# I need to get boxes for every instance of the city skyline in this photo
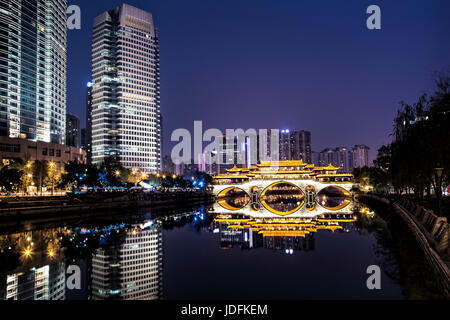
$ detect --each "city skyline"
[0,0,448,305]
[66,0,450,163]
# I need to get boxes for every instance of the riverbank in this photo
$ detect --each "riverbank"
[358,194,448,299]
[0,191,214,223]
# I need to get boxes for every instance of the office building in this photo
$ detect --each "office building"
[65,113,80,148]
[85,82,93,164]
[91,4,161,171]
[0,0,67,144]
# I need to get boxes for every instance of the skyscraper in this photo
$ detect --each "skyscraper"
[91,4,161,171]
[85,82,93,164]
[0,0,67,144]
[65,113,80,148]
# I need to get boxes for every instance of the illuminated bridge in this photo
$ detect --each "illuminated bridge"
[212,160,354,218]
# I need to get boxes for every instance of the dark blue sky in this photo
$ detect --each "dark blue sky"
[67,0,450,160]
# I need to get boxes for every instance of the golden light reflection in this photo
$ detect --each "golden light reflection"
[214,213,356,238]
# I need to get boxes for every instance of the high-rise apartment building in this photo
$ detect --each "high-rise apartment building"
[334,147,353,173]
[0,0,67,144]
[353,144,370,168]
[65,113,80,148]
[279,130,311,163]
[91,4,161,171]
[315,147,354,173]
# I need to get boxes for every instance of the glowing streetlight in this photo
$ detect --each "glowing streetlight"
[115,170,121,177]
[22,247,32,258]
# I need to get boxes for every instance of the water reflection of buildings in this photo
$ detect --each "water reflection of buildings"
[1,263,66,300]
[214,213,355,253]
[0,230,66,300]
[91,225,163,300]
[0,222,164,301]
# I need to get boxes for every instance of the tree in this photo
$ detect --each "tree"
[32,160,48,195]
[60,161,100,189]
[45,162,60,195]
[386,72,449,209]
[97,157,128,187]
[0,165,23,193]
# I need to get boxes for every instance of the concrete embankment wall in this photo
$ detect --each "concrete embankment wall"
[0,192,214,221]
[358,193,450,298]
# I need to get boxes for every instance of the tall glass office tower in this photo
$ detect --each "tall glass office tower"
[91,4,161,171]
[0,0,67,144]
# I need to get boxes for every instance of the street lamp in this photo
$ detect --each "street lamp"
[434,166,444,216]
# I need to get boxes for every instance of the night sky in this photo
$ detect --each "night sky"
[67,0,450,161]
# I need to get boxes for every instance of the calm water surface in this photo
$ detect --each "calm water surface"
[0,200,404,300]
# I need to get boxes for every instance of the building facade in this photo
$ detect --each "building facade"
[85,82,93,164]
[0,136,86,171]
[353,144,370,168]
[279,130,311,164]
[0,0,67,144]
[65,113,80,148]
[314,147,354,173]
[91,4,161,172]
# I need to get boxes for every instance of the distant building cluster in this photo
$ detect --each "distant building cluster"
[312,145,370,173]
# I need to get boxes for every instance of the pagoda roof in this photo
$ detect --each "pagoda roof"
[226,165,242,173]
[323,164,340,170]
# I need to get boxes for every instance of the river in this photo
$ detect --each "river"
[0,196,412,300]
